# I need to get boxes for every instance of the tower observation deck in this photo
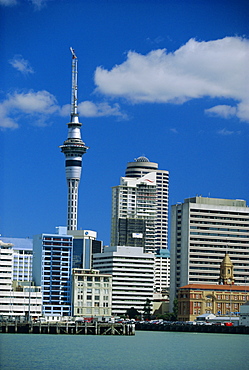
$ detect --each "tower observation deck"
[60,48,88,231]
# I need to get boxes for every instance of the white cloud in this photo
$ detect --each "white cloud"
[0,92,127,129]
[0,90,59,129]
[0,0,48,9]
[170,128,178,134]
[0,105,18,129]
[217,128,241,136]
[78,101,127,119]
[205,105,237,119]
[0,0,17,6]
[10,90,58,114]
[60,101,127,119]
[94,37,249,122]
[29,0,47,11]
[60,104,71,117]
[9,55,34,75]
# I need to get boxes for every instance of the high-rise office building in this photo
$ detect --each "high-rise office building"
[170,196,249,309]
[111,156,169,253]
[33,227,73,317]
[60,48,88,231]
[93,246,154,316]
[68,230,102,269]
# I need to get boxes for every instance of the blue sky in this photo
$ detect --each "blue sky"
[1,0,249,246]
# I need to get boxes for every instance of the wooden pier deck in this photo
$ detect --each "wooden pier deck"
[0,321,135,335]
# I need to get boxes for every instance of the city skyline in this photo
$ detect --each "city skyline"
[1,0,249,246]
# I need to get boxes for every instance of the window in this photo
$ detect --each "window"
[87,295,92,300]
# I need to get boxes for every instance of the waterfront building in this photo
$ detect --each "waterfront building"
[111,156,169,253]
[170,197,249,309]
[177,253,249,321]
[92,246,154,316]
[60,48,88,231]
[68,230,102,269]
[72,268,112,318]
[33,227,73,317]
[0,240,42,318]
[1,237,33,282]
[177,284,249,322]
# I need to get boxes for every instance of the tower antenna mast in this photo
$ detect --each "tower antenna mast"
[70,47,78,119]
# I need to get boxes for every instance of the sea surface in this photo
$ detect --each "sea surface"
[0,331,248,370]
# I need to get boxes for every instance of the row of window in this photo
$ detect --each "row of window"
[76,307,109,314]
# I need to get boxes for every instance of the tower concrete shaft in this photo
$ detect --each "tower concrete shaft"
[60,48,88,231]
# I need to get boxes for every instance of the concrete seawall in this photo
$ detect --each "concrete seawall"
[135,322,249,334]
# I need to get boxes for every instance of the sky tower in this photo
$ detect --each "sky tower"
[60,48,88,231]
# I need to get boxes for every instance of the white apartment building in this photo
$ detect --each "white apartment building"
[170,197,249,309]
[72,269,112,318]
[92,246,154,316]
[1,237,33,282]
[111,156,169,253]
[0,240,42,318]
[154,248,170,294]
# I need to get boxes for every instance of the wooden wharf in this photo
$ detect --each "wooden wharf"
[0,321,135,335]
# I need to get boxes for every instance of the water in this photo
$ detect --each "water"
[0,331,248,370]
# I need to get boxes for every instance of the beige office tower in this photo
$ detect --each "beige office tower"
[170,196,249,310]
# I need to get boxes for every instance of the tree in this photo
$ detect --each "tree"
[126,307,140,319]
[172,298,178,321]
[143,298,152,320]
